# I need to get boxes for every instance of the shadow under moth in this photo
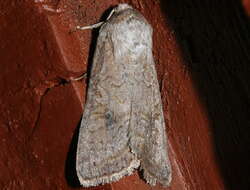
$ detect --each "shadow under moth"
[76,3,171,187]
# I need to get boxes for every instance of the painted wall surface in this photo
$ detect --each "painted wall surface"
[1,0,250,189]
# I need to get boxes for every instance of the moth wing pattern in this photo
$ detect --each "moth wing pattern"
[125,10,172,185]
[130,51,172,186]
[76,3,171,187]
[76,6,140,187]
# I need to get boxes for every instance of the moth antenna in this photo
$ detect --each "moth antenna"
[106,8,116,20]
[76,7,116,31]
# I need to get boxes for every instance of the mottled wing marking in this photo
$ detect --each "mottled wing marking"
[76,12,140,187]
[76,3,171,187]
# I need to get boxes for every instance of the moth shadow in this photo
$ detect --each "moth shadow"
[65,119,81,188]
[64,120,113,189]
[160,0,250,189]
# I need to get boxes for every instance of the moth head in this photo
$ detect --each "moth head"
[115,3,133,12]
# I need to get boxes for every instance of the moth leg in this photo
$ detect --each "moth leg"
[76,22,105,30]
[35,1,63,13]
[41,4,63,13]
[70,73,87,81]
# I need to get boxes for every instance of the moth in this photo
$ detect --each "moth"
[76,3,171,187]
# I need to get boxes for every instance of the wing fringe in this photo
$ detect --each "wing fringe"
[77,159,140,187]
